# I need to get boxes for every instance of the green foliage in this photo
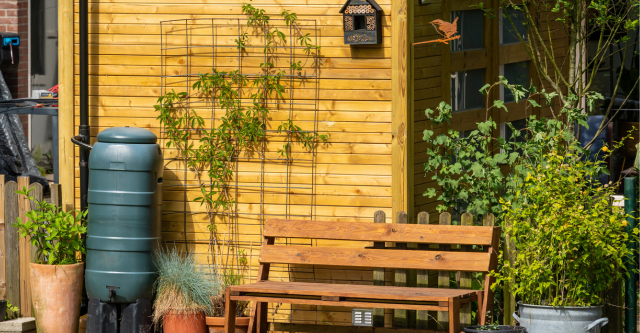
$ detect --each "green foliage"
[424,76,638,308]
[477,322,500,331]
[5,300,19,320]
[31,145,52,176]
[422,101,506,217]
[154,5,327,235]
[13,186,86,265]
[422,77,597,219]
[152,247,221,323]
[493,129,637,306]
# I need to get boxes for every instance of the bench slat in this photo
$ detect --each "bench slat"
[264,219,495,245]
[259,245,491,272]
[229,281,479,302]
[230,296,449,312]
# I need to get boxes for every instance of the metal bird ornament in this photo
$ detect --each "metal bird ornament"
[413,17,461,45]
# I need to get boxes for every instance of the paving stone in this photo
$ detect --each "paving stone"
[0,318,36,332]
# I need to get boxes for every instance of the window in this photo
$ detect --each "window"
[451,68,485,112]
[500,7,528,45]
[450,10,484,52]
[500,61,530,103]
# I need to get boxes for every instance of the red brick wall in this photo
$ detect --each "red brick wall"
[0,0,29,137]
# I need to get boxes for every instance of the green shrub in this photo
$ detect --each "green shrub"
[152,248,221,324]
[13,186,86,265]
[495,133,638,306]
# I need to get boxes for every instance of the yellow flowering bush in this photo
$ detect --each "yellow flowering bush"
[496,140,638,306]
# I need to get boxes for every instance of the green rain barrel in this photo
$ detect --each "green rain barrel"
[85,126,163,303]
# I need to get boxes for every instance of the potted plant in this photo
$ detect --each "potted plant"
[14,186,87,333]
[207,271,250,333]
[153,248,220,333]
[495,126,638,333]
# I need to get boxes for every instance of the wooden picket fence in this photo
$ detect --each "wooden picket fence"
[0,174,62,318]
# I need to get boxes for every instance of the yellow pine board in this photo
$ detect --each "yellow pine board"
[75,42,394,58]
[75,54,391,69]
[87,23,391,37]
[74,96,392,111]
[80,3,392,16]
[74,85,391,100]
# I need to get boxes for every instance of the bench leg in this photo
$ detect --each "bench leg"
[257,302,268,333]
[224,288,236,333]
[448,297,460,333]
[476,291,485,325]
[248,302,258,333]
[247,301,267,333]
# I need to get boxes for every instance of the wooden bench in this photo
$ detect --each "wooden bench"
[224,219,501,333]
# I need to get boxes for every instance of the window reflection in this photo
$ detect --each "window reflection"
[451,68,485,112]
[450,10,484,52]
[500,6,528,45]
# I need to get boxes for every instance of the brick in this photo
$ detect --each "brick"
[0,18,17,25]
[0,3,18,10]
[0,317,35,331]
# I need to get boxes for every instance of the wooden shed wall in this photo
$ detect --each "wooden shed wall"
[66,0,404,326]
[411,0,569,219]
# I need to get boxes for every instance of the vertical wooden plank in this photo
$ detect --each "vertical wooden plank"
[51,184,62,207]
[416,211,431,329]
[393,211,408,328]
[17,177,30,317]
[503,215,515,325]
[58,0,76,214]
[4,181,19,312]
[0,174,5,299]
[482,213,496,325]
[372,210,386,327]
[29,184,43,264]
[391,0,412,220]
[437,212,451,330]
[459,213,473,327]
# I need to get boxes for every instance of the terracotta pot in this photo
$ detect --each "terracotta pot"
[206,316,250,333]
[163,312,207,333]
[30,262,84,333]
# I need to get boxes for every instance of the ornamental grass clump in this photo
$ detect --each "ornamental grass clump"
[152,248,221,325]
[496,132,639,307]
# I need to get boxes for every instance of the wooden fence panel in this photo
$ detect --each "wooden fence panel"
[415,211,432,329]
[15,178,43,317]
[372,210,386,327]
[459,213,473,326]
[17,177,29,317]
[393,211,408,328]
[4,181,19,312]
[483,213,495,325]
[436,212,451,330]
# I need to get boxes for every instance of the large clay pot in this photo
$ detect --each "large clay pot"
[30,262,84,333]
[163,312,207,333]
[206,316,250,333]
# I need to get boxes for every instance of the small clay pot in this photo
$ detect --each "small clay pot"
[163,312,208,333]
[30,262,84,333]
[206,316,250,333]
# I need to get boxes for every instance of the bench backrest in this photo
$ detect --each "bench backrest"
[258,219,500,275]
